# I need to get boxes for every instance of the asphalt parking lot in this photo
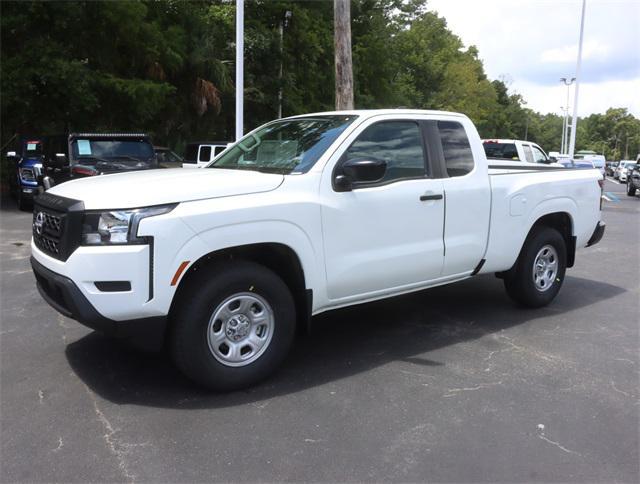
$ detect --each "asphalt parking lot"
[1,179,638,483]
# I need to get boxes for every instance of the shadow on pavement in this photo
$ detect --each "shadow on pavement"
[65,274,625,409]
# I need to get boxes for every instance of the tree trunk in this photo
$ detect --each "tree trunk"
[334,0,354,110]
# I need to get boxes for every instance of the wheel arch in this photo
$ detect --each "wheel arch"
[498,210,575,279]
[170,242,312,334]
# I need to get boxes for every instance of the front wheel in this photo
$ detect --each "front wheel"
[170,260,296,391]
[627,181,637,196]
[503,227,567,308]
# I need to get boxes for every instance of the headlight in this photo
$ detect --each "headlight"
[81,204,176,245]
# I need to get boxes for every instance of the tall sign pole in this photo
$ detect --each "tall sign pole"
[235,0,244,141]
[568,0,586,159]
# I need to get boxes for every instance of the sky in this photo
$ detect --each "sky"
[427,0,640,117]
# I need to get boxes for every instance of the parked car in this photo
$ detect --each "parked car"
[574,159,596,170]
[31,109,604,391]
[615,160,637,182]
[605,161,619,177]
[5,137,45,210]
[183,141,230,168]
[154,146,183,168]
[482,139,561,168]
[574,151,605,176]
[626,160,640,196]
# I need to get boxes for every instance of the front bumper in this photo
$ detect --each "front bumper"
[20,185,39,199]
[586,221,606,247]
[31,257,166,348]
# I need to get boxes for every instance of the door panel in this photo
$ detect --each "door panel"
[322,179,445,300]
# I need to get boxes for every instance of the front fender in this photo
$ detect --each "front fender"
[167,220,321,307]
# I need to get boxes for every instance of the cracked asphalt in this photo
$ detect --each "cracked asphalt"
[1,179,638,483]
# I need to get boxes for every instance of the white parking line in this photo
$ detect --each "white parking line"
[606,177,621,185]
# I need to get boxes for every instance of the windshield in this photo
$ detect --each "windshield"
[483,142,519,160]
[70,139,154,164]
[23,140,43,158]
[208,115,358,174]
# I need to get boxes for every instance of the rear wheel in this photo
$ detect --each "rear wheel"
[627,181,637,196]
[170,260,296,391]
[503,227,567,308]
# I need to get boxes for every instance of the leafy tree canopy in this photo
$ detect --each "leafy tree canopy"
[2,0,638,159]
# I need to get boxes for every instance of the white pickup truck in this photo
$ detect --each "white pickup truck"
[31,110,605,390]
[482,138,559,167]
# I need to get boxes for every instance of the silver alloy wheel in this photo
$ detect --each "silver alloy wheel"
[207,292,275,367]
[532,244,559,292]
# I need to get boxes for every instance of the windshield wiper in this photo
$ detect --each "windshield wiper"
[76,155,112,165]
[109,155,150,163]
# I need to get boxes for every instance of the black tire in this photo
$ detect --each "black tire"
[627,181,637,196]
[17,191,30,211]
[503,226,567,308]
[170,260,296,391]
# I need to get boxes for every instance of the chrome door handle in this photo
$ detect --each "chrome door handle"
[420,193,443,201]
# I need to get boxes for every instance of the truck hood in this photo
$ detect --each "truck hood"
[47,168,285,209]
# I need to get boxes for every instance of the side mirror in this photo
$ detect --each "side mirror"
[335,158,387,192]
[548,156,558,163]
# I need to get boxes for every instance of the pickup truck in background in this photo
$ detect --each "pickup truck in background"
[30,110,605,390]
[182,141,230,168]
[6,137,46,210]
[482,139,561,168]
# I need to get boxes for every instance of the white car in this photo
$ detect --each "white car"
[31,110,605,390]
[574,153,606,176]
[616,160,636,182]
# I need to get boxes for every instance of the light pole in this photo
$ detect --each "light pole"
[560,77,575,154]
[568,0,587,159]
[235,0,244,141]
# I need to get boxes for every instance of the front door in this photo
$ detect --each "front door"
[321,119,445,302]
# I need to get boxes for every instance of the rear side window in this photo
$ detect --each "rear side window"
[523,144,534,163]
[438,121,473,177]
[214,146,226,156]
[198,146,212,163]
[483,142,519,160]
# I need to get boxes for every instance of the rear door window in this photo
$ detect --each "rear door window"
[214,146,226,157]
[438,121,474,177]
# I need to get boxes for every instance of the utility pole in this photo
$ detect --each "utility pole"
[334,0,354,110]
[560,77,575,154]
[278,11,292,119]
[235,0,244,141]
[568,0,586,159]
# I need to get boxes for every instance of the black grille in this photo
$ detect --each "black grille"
[33,193,84,261]
[21,168,36,182]
[33,210,64,256]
